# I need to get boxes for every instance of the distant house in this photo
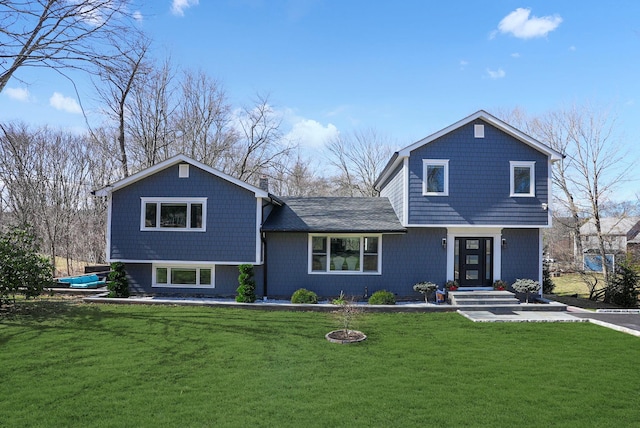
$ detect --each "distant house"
[580,217,640,271]
[94,110,563,298]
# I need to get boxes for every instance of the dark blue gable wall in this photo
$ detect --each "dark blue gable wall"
[264,229,447,299]
[408,120,549,225]
[110,163,258,262]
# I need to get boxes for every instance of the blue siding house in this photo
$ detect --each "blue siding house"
[95,111,562,298]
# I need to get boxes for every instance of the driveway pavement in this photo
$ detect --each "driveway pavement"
[566,308,640,336]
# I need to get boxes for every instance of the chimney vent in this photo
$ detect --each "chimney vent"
[259,176,269,192]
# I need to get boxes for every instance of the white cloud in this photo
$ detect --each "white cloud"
[511,52,521,58]
[49,92,82,114]
[4,87,31,102]
[459,60,469,70]
[133,10,143,21]
[497,8,562,39]
[569,45,576,51]
[486,68,506,79]
[171,0,199,17]
[286,118,339,149]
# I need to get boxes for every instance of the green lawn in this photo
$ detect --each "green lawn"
[2,300,640,427]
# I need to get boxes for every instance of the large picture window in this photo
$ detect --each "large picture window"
[423,159,449,196]
[152,264,214,288]
[510,161,535,197]
[141,197,207,231]
[310,235,381,274]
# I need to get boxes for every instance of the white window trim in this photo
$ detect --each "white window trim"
[510,161,535,197]
[152,264,215,288]
[422,159,449,196]
[141,197,207,231]
[308,234,382,275]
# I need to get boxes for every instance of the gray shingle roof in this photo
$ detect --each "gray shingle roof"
[262,197,406,233]
[580,217,640,236]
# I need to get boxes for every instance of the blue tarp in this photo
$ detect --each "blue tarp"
[584,254,614,272]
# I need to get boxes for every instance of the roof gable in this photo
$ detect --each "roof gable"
[93,154,269,198]
[375,110,564,188]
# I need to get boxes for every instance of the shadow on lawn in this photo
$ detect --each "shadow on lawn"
[1,299,337,348]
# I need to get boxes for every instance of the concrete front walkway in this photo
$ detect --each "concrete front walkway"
[458,310,586,323]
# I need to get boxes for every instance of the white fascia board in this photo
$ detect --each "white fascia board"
[93,154,269,198]
[256,198,262,264]
[109,259,264,266]
[405,223,547,229]
[402,157,409,226]
[105,194,113,262]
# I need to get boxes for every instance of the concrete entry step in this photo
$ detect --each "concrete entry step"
[449,290,520,306]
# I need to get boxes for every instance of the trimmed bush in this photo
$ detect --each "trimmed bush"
[512,278,540,303]
[236,264,256,303]
[291,288,318,304]
[368,289,396,305]
[107,262,130,298]
[542,261,555,294]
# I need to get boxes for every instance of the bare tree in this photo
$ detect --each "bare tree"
[0,0,141,93]
[174,69,237,168]
[94,36,151,177]
[497,104,636,286]
[0,123,96,274]
[229,94,293,184]
[269,152,333,197]
[127,57,177,170]
[326,128,395,197]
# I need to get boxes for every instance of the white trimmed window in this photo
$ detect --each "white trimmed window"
[309,235,381,274]
[422,159,449,196]
[141,197,207,231]
[152,264,214,288]
[510,161,535,197]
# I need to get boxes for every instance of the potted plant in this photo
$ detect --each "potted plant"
[493,280,508,291]
[445,280,459,291]
[413,281,437,303]
[511,278,541,303]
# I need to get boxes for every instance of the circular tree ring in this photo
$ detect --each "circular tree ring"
[325,329,367,344]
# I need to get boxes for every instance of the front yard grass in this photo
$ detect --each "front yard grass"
[2,299,640,427]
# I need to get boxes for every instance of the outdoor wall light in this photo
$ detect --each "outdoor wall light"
[502,238,507,248]
[442,238,447,248]
[541,203,548,211]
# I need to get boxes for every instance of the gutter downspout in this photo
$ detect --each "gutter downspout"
[261,232,268,299]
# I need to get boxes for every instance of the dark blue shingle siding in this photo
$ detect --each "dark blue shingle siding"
[110,163,258,262]
[264,228,446,299]
[406,120,549,225]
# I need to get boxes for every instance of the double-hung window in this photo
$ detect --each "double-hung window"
[510,161,535,197]
[141,197,207,231]
[153,264,214,288]
[310,235,381,274]
[423,159,449,196]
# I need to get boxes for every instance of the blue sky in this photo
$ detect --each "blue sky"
[1,1,639,195]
